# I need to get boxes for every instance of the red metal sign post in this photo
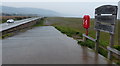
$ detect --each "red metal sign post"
[83,15,90,35]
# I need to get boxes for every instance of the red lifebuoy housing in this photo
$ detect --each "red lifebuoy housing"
[83,15,90,29]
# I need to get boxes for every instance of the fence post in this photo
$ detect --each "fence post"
[83,35,86,42]
[108,34,114,60]
[95,30,100,52]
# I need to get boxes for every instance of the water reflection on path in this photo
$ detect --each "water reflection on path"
[2,26,112,64]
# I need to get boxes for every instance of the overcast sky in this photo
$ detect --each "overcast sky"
[1,0,119,18]
[1,0,119,2]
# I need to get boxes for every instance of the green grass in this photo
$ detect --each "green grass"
[78,39,108,58]
[113,45,120,51]
[46,17,119,46]
[2,33,14,39]
[1,17,31,23]
[118,20,120,50]
[1,19,6,23]
[54,25,82,39]
[33,18,45,27]
[78,39,95,49]
[98,47,108,58]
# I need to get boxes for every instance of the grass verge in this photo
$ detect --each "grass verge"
[54,25,82,39]
[33,18,46,27]
[2,33,14,39]
[78,39,95,49]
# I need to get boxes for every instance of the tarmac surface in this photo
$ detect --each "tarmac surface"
[2,26,112,64]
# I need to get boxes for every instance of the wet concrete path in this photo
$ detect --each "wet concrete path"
[2,26,112,64]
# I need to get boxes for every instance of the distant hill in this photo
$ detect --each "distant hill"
[1,6,62,17]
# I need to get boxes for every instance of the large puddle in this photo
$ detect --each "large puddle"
[2,26,112,64]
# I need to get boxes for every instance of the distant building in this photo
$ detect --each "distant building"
[118,1,120,19]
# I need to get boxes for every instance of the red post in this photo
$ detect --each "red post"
[86,29,88,36]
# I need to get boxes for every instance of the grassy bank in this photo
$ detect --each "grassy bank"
[54,25,82,39]
[45,17,119,46]
[33,18,45,27]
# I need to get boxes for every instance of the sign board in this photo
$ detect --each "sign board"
[95,15,116,24]
[95,5,117,34]
[95,5,117,15]
[94,5,118,60]
[95,23,114,34]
